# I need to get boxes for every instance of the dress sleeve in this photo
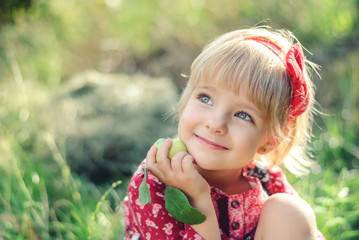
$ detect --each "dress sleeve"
[266,166,326,240]
[264,165,299,196]
[124,162,202,240]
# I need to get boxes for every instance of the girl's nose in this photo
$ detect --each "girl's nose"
[205,112,228,135]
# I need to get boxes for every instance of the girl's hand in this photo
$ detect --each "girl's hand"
[146,139,221,239]
[146,139,210,202]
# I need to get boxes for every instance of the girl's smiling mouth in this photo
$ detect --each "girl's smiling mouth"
[195,135,229,150]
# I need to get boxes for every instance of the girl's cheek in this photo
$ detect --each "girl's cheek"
[180,107,195,124]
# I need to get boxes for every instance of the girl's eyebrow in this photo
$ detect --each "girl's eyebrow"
[196,85,215,91]
[239,102,264,120]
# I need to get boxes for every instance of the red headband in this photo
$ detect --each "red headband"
[247,37,310,119]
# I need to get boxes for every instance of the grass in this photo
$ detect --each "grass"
[0,128,127,239]
[0,82,127,239]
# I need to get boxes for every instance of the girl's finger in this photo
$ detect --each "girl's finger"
[156,139,172,172]
[146,145,165,181]
[182,155,196,174]
[146,145,157,167]
[170,152,188,174]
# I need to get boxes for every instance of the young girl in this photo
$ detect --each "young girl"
[124,27,326,240]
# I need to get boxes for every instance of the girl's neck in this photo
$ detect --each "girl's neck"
[197,168,251,195]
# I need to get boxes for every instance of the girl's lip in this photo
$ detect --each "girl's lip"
[195,135,228,150]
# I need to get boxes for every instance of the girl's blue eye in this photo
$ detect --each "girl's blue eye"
[235,112,253,123]
[199,94,213,105]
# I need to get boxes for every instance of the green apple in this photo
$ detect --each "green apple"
[154,138,188,160]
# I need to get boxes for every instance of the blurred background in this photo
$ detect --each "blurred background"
[0,0,358,239]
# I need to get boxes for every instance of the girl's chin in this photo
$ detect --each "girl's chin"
[192,160,218,171]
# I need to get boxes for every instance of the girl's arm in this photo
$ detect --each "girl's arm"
[146,139,221,240]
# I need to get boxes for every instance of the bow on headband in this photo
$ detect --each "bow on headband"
[247,37,310,119]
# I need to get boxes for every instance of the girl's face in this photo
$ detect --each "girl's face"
[178,82,271,172]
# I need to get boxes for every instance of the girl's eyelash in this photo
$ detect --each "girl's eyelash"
[196,92,212,103]
[235,111,255,124]
[197,92,209,98]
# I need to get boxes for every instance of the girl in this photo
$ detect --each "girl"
[124,27,325,240]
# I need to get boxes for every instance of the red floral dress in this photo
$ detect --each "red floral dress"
[124,161,325,240]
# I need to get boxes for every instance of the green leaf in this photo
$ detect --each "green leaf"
[138,168,151,206]
[165,186,206,225]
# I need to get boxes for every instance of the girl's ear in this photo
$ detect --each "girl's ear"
[256,137,280,155]
[257,126,289,155]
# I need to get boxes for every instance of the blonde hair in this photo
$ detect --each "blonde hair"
[177,26,318,175]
